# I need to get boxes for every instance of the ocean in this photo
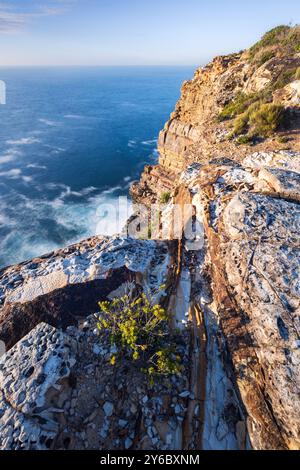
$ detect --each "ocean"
[0,66,194,268]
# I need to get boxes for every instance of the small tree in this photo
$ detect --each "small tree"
[95,286,183,382]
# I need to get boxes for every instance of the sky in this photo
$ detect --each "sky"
[0,0,299,66]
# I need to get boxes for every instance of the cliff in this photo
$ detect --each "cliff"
[1,26,300,451]
[131,25,300,203]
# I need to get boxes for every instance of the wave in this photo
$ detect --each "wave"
[27,163,47,170]
[101,185,123,195]
[0,149,22,165]
[44,183,97,198]
[6,137,40,146]
[50,185,99,205]
[43,144,66,153]
[0,187,132,267]
[128,140,137,148]
[0,167,34,184]
[22,176,33,183]
[0,213,16,228]
[0,168,22,178]
[39,118,61,127]
[141,138,157,146]
[64,114,84,119]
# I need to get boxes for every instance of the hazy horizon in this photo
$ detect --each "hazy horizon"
[0,0,299,66]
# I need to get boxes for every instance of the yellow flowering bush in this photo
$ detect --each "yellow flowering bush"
[95,286,183,381]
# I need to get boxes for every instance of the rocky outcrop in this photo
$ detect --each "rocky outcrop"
[274,80,300,107]
[170,150,300,450]
[130,165,174,204]
[157,53,246,174]
[1,28,300,451]
[132,36,300,205]
[151,54,299,180]
[0,236,171,350]
[0,323,76,450]
[2,151,300,450]
[0,319,192,450]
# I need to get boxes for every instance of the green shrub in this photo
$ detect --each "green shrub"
[277,135,289,144]
[230,101,260,136]
[218,93,258,121]
[255,50,276,67]
[236,135,253,145]
[160,191,171,204]
[285,25,300,51]
[218,26,297,140]
[271,67,297,91]
[259,25,290,46]
[229,101,284,139]
[219,72,290,126]
[248,25,300,62]
[96,288,183,382]
[232,112,249,135]
[249,103,284,137]
[249,25,291,61]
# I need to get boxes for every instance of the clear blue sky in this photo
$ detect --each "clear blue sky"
[0,0,299,66]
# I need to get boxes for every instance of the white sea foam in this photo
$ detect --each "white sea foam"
[50,185,98,204]
[0,155,15,164]
[0,168,22,178]
[0,168,33,183]
[27,163,47,170]
[128,140,137,148]
[0,213,15,227]
[43,144,66,153]
[141,139,157,146]
[0,148,24,167]
[6,137,40,146]
[0,187,133,267]
[22,176,33,183]
[39,118,61,127]
[64,114,84,119]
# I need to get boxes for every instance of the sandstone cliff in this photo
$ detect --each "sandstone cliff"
[131,25,300,203]
[1,26,300,451]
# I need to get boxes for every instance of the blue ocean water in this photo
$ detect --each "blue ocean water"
[0,66,194,268]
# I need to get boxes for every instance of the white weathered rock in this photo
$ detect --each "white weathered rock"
[243,151,300,173]
[0,323,76,450]
[2,236,170,306]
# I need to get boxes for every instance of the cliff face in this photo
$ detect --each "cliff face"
[157,54,246,173]
[1,27,300,451]
[158,50,300,174]
[128,27,300,450]
[131,27,300,203]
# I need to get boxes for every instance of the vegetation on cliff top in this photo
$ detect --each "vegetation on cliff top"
[227,101,284,140]
[248,25,300,64]
[218,24,300,143]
